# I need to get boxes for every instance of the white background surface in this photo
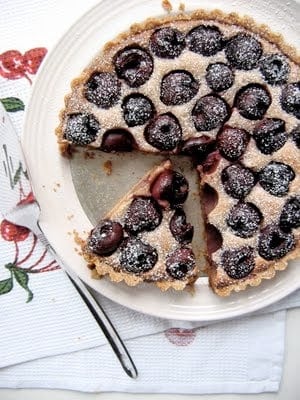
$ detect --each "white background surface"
[0,309,300,400]
[0,308,299,399]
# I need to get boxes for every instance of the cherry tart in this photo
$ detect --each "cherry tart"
[57,9,300,295]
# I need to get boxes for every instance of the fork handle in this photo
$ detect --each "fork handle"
[45,241,138,379]
[64,267,138,379]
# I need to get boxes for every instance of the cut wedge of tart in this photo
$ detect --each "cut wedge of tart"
[82,160,199,290]
[57,9,300,295]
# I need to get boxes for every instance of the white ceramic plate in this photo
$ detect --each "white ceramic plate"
[22,0,300,321]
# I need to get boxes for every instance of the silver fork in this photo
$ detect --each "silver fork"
[6,201,138,379]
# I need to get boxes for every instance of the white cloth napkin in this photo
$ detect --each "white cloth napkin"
[1,0,300,394]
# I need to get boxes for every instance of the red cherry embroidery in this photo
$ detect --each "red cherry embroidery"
[0,50,25,80]
[164,328,197,346]
[0,220,30,242]
[0,47,47,83]
[17,191,35,206]
[23,47,47,74]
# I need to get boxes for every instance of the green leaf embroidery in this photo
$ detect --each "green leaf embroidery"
[0,97,25,112]
[13,162,22,186]
[13,268,33,303]
[0,278,13,295]
[23,169,29,180]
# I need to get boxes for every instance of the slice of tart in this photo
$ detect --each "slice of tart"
[82,160,199,290]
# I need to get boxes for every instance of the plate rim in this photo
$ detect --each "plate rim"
[22,0,300,321]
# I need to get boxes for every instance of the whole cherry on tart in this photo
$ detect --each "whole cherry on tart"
[119,237,158,274]
[150,27,185,59]
[192,94,230,131]
[170,208,194,243]
[258,224,295,260]
[151,170,189,208]
[280,82,300,118]
[186,25,224,56]
[221,247,255,279]
[87,220,124,256]
[122,93,155,127]
[221,164,256,199]
[234,83,271,120]
[225,33,262,70]
[227,202,262,238]
[101,129,135,152]
[280,197,300,231]
[114,46,153,87]
[217,125,250,161]
[84,72,121,109]
[291,125,300,148]
[259,161,295,197]
[253,118,288,155]
[179,135,216,162]
[124,196,162,234]
[144,113,182,151]
[259,53,290,85]
[64,113,100,145]
[166,247,196,280]
[205,62,234,92]
[160,70,199,106]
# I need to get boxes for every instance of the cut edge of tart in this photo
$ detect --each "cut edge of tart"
[82,159,199,291]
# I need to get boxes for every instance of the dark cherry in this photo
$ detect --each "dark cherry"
[84,72,121,108]
[225,33,262,70]
[280,82,300,119]
[144,113,182,151]
[205,223,223,254]
[201,184,218,215]
[64,113,100,145]
[170,208,194,243]
[258,224,295,261]
[227,202,262,238]
[186,25,224,56]
[253,118,287,155]
[151,170,189,208]
[201,150,221,174]
[280,197,300,231]
[119,237,158,274]
[221,164,256,199]
[259,161,295,197]
[100,129,135,152]
[217,125,250,161]
[291,124,300,148]
[122,93,154,127]
[113,46,153,87]
[221,247,255,279]
[234,83,271,120]
[179,135,216,162]
[149,27,185,58]
[205,62,234,92]
[259,53,290,85]
[166,247,196,280]
[124,196,162,234]
[160,70,199,106]
[87,220,123,256]
[192,94,230,131]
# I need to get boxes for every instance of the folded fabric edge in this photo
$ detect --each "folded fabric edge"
[0,378,280,394]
